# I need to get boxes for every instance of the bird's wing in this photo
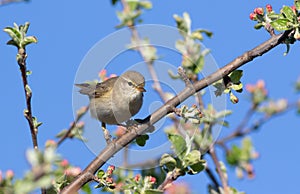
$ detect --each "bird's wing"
[75,77,118,98]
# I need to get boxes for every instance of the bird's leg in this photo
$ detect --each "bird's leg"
[101,122,112,144]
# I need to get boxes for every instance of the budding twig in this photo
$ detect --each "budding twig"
[18,48,39,149]
[57,105,89,146]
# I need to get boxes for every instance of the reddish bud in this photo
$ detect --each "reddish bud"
[256,80,265,89]
[249,12,257,20]
[60,159,69,168]
[115,126,126,137]
[266,4,272,13]
[246,84,255,93]
[108,165,115,171]
[109,74,117,78]
[5,170,14,179]
[291,5,297,13]
[134,174,141,182]
[107,169,113,175]
[106,177,114,184]
[149,176,156,184]
[254,7,264,15]
[76,121,85,128]
[76,106,88,116]
[99,69,107,77]
[45,139,57,147]
[65,167,81,177]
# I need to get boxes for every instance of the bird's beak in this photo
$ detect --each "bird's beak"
[136,84,146,92]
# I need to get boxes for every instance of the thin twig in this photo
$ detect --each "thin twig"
[217,102,297,144]
[208,146,229,193]
[205,166,220,191]
[57,106,89,146]
[18,48,38,149]
[61,29,291,194]
[120,0,168,102]
[157,169,185,190]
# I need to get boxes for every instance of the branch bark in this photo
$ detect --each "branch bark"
[18,48,39,149]
[61,31,290,193]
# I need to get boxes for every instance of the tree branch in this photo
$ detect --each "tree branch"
[61,31,290,194]
[18,48,39,149]
[208,146,229,193]
[57,106,89,146]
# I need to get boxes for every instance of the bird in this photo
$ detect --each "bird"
[75,71,146,141]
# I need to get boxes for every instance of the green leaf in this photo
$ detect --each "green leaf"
[213,82,225,96]
[270,18,293,31]
[32,116,43,128]
[160,153,177,172]
[136,134,149,147]
[97,170,105,178]
[229,70,243,83]
[145,189,164,194]
[284,43,290,56]
[281,6,296,22]
[231,83,243,92]
[175,40,186,53]
[183,150,206,174]
[81,183,92,194]
[22,22,30,34]
[26,70,32,76]
[194,55,204,73]
[173,13,190,37]
[127,1,138,11]
[6,39,19,47]
[194,29,213,38]
[214,109,232,119]
[254,23,264,30]
[191,31,203,40]
[167,133,187,160]
[139,1,152,9]
[3,27,22,47]
[22,36,38,47]
[295,0,300,10]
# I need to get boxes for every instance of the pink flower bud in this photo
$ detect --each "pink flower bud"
[5,170,14,179]
[254,7,264,15]
[246,84,255,93]
[249,12,257,21]
[149,176,156,184]
[106,177,114,184]
[99,69,107,77]
[266,4,272,13]
[45,139,57,147]
[108,165,115,171]
[134,174,141,182]
[256,80,265,89]
[115,126,126,137]
[65,167,81,177]
[76,121,85,128]
[60,159,69,168]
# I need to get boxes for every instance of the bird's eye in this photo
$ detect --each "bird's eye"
[128,81,133,86]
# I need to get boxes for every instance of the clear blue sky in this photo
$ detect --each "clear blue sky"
[1,0,299,193]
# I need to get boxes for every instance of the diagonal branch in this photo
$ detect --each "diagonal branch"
[61,31,290,194]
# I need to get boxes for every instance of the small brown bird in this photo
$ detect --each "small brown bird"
[75,71,146,125]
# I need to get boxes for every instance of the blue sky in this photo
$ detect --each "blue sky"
[1,0,299,193]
